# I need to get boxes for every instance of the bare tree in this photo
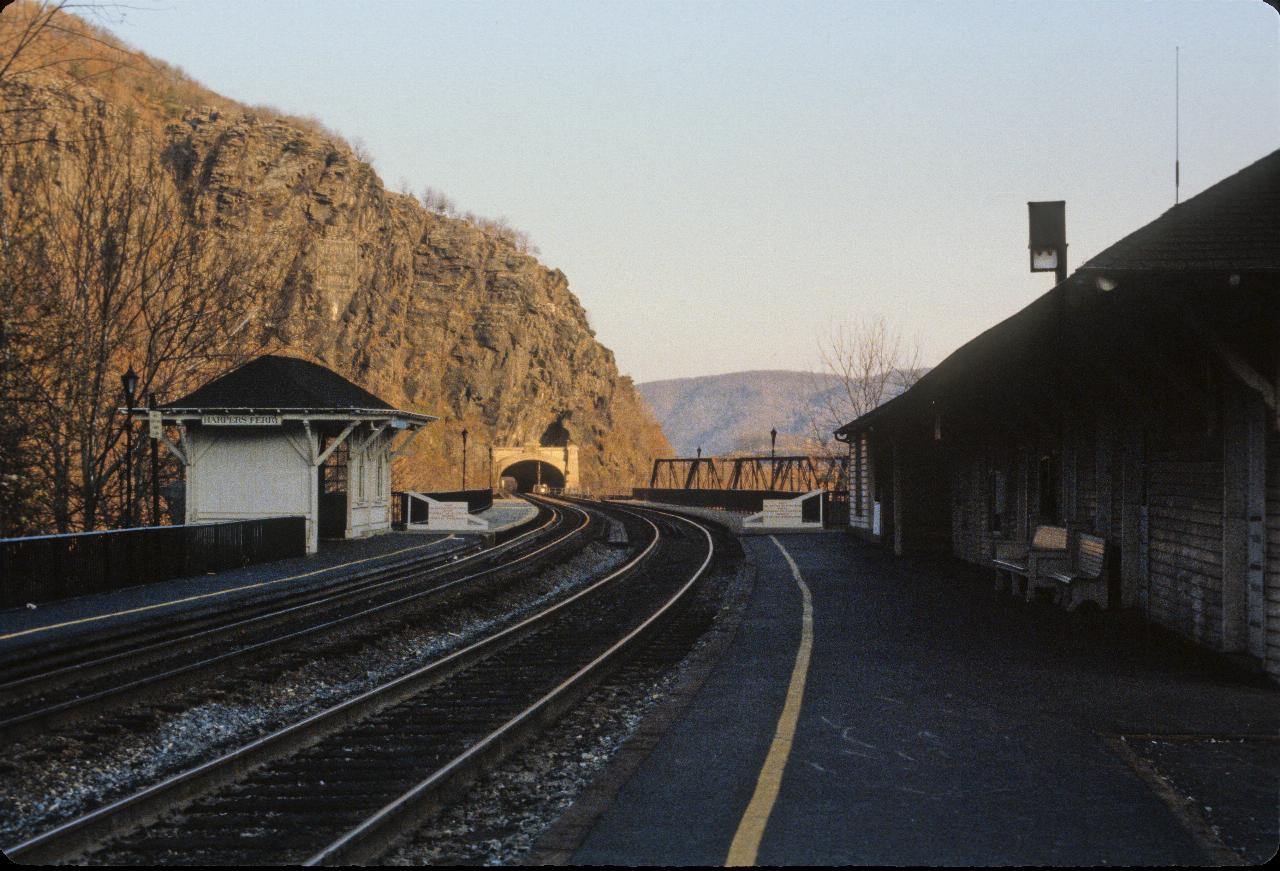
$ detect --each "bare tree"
[806,316,923,460]
[419,186,455,217]
[349,135,374,166]
[0,111,291,532]
[0,1,135,91]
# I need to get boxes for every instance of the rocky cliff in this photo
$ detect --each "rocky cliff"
[0,31,669,493]
[169,103,668,490]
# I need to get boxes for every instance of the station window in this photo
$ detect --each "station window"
[321,439,348,495]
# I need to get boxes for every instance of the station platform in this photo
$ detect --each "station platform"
[567,535,1279,866]
[0,529,468,656]
[611,499,747,533]
[477,497,540,533]
[611,499,840,535]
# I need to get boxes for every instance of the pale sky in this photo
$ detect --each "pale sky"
[99,0,1279,383]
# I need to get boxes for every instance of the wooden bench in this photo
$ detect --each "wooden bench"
[992,525,1068,600]
[1032,532,1108,611]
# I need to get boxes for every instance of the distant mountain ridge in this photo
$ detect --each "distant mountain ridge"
[638,370,844,456]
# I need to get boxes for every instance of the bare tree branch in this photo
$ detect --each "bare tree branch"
[805,315,923,462]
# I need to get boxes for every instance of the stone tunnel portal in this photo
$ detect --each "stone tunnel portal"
[501,459,567,493]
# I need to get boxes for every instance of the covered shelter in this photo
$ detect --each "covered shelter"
[139,355,435,553]
[835,148,1280,680]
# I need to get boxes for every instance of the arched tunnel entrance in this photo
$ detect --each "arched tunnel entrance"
[501,459,567,493]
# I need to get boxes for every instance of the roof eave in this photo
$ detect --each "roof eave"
[128,407,438,425]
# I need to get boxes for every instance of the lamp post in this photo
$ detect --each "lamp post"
[770,427,777,490]
[461,428,468,490]
[120,366,138,528]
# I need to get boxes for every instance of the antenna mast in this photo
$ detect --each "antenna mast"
[1175,46,1181,205]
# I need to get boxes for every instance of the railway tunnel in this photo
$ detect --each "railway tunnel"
[500,459,567,493]
[491,443,579,493]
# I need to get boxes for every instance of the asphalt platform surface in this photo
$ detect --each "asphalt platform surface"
[573,534,1279,866]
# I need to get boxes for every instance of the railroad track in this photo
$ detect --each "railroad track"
[0,498,598,741]
[5,502,715,865]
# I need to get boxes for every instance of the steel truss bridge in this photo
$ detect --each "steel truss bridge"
[648,454,849,494]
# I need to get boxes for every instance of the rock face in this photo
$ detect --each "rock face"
[3,77,670,492]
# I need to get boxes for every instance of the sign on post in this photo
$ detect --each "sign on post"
[148,411,163,439]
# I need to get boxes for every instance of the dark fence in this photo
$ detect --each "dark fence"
[631,488,806,513]
[392,489,494,527]
[0,516,307,609]
[824,491,850,528]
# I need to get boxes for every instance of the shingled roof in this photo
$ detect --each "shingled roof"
[163,355,417,416]
[1080,147,1280,274]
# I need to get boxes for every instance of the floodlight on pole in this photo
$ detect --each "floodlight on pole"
[1027,200,1067,285]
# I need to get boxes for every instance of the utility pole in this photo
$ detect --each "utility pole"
[148,392,160,525]
[120,366,138,528]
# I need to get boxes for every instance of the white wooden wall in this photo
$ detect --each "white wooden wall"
[184,428,317,551]
[847,434,876,534]
[345,428,393,539]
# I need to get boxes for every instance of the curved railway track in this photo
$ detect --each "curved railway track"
[0,498,596,741]
[5,502,716,865]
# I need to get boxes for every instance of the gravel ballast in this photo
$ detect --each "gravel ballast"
[0,542,631,845]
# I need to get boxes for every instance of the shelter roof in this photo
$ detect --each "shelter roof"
[153,355,435,424]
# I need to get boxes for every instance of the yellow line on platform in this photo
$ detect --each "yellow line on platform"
[0,535,456,642]
[725,535,814,867]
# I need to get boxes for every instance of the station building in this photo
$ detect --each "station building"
[142,355,435,553]
[836,148,1280,680]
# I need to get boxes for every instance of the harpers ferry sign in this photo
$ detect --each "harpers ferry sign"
[201,414,282,426]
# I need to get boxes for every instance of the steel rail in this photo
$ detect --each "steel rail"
[0,502,552,690]
[0,501,552,688]
[0,499,592,740]
[3,501,663,865]
[306,504,716,865]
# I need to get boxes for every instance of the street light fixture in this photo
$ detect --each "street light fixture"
[770,427,777,491]
[1027,200,1067,285]
[120,366,138,528]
